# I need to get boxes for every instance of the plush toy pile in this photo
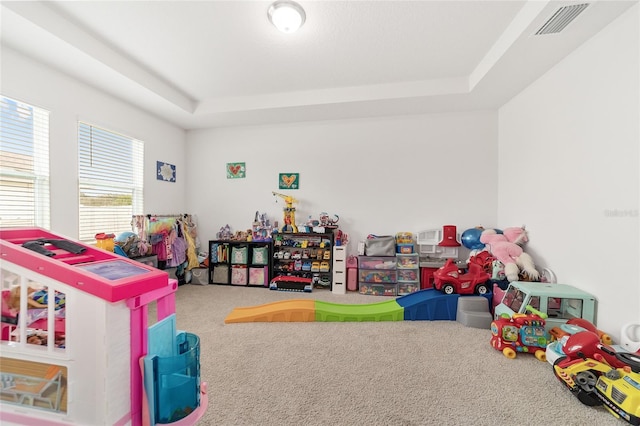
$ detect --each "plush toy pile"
[479,227,539,282]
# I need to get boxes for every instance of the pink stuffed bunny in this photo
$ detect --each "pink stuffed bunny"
[480,227,539,282]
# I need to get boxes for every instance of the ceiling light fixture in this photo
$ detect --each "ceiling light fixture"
[268,0,306,34]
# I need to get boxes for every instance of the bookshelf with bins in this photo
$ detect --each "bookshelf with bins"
[208,240,272,286]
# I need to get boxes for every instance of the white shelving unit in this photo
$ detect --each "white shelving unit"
[332,245,347,294]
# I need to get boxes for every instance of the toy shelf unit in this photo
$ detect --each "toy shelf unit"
[358,256,398,296]
[0,227,207,426]
[272,232,334,290]
[494,281,597,331]
[396,253,420,296]
[209,240,273,287]
[332,245,347,295]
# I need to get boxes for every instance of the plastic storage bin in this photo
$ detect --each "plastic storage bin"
[358,269,397,283]
[231,245,248,264]
[398,282,420,295]
[359,283,397,296]
[95,233,115,252]
[358,256,396,270]
[396,254,419,269]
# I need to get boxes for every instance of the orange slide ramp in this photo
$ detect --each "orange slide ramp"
[224,299,316,323]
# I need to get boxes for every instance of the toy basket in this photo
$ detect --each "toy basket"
[231,265,247,285]
[231,245,248,264]
[249,267,267,286]
[252,246,268,265]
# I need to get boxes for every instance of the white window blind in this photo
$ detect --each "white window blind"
[78,122,143,242]
[0,96,50,228]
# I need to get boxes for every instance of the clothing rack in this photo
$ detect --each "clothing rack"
[131,214,201,274]
[145,214,191,219]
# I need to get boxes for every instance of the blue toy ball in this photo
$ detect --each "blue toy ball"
[461,228,485,250]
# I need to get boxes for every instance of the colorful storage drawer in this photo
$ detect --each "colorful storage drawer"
[358,256,397,270]
[358,269,397,283]
[397,269,418,282]
[359,283,397,296]
[397,282,420,296]
[396,254,419,269]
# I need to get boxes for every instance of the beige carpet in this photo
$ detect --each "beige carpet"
[169,284,623,426]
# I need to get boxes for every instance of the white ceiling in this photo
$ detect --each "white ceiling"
[1,1,636,129]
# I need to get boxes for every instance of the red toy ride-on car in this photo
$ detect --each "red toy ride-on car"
[433,259,491,295]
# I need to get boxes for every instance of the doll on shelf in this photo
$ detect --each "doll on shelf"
[8,285,66,311]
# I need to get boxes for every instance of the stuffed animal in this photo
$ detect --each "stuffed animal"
[479,227,539,282]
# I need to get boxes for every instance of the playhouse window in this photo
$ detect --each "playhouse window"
[1,269,66,350]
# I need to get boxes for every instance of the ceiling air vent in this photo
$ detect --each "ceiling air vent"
[535,3,590,35]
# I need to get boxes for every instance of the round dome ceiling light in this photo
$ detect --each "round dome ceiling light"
[268,1,306,34]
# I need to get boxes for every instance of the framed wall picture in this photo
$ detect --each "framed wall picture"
[157,161,176,182]
[227,162,246,179]
[278,173,299,189]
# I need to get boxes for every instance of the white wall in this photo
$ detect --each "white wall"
[498,5,640,339]
[186,111,499,254]
[1,47,187,239]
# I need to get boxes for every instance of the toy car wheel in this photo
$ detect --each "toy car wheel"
[576,388,602,407]
[503,347,516,359]
[475,283,489,295]
[534,349,547,362]
[442,284,455,295]
[574,370,598,393]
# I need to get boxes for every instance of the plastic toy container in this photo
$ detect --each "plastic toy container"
[358,256,396,270]
[359,283,397,296]
[155,332,201,423]
[94,233,115,252]
[358,269,398,283]
[396,244,414,254]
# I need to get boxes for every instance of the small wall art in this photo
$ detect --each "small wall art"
[278,173,299,189]
[227,162,246,179]
[157,161,176,182]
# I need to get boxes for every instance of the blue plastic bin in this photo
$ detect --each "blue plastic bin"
[155,332,201,423]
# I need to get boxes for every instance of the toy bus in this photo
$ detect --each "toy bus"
[493,282,597,331]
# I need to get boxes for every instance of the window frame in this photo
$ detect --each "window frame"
[77,121,144,243]
[0,95,50,229]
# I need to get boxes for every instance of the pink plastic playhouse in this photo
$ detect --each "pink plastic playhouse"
[0,228,207,425]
